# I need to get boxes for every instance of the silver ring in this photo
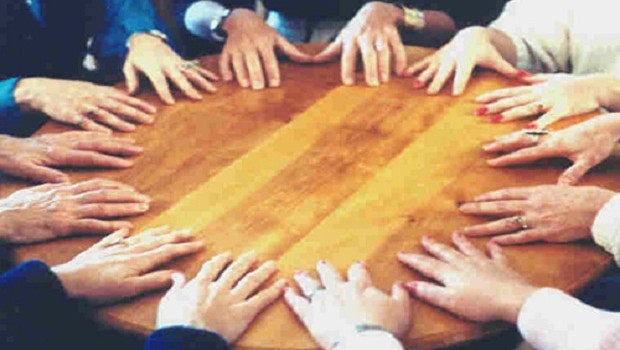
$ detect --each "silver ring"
[374,40,386,52]
[180,60,200,71]
[515,216,529,230]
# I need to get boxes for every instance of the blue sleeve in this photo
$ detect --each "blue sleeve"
[93,0,176,75]
[145,327,232,350]
[0,261,77,349]
[173,0,255,38]
[0,78,24,135]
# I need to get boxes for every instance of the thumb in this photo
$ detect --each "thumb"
[392,282,410,308]
[16,163,69,184]
[123,62,140,95]
[312,39,343,63]
[558,157,595,185]
[485,52,519,78]
[276,37,313,63]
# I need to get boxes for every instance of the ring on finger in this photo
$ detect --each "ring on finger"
[514,216,529,230]
[179,60,200,72]
[374,39,386,52]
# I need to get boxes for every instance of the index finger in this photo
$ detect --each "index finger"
[487,145,554,167]
[312,39,343,63]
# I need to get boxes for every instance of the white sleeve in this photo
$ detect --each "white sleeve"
[518,288,620,350]
[336,331,404,350]
[592,194,620,267]
[489,0,572,73]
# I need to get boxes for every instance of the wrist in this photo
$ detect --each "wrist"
[497,285,540,324]
[50,265,83,299]
[222,8,255,33]
[596,113,620,141]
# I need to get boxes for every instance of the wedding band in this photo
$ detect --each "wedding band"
[515,216,529,230]
[524,128,550,143]
[180,60,200,71]
[374,40,386,52]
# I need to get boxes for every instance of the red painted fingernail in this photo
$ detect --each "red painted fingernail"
[475,107,489,116]
[413,80,425,89]
[515,70,532,79]
[526,122,537,129]
[489,114,503,123]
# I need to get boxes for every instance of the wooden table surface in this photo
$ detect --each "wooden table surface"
[1,45,618,349]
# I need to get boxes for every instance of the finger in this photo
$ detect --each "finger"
[123,63,140,95]
[347,262,372,290]
[558,158,595,185]
[375,37,391,83]
[452,56,477,96]
[388,31,407,76]
[416,61,439,86]
[501,102,548,122]
[532,109,565,129]
[12,163,69,183]
[482,133,539,153]
[484,94,538,116]
[244,50,266,90]
[163,272,187,296]
[391,283,410,309]
[216,251,258,290]
[457,217,524,238]
[75,116,112,134]
[70,219,132,236]
[475,86,533,104]
[293,271,322,298]
[358,36,380,86]
[405,281,456,312]
[341,39,358,86]
[98,99,154,125]
[68,178,135,194]
[259,45,281,88]
[312,40,343,63]
[232,260,278,300]
[75,202,150,219]
[74,189,150,204]
[72,139,143,157]
[145,69,175,105]
[316,260,344,290]
[491,229,545,246]
[428,58,455,95]
[421,236,463,263]
[95,228,132,248]
[110,92,157,115]
[184,68,217,93]
[133,241,205,273]
[128,270,176,296]
[284,287,311,323]
[458,200,526,216]
[124,229,195,255]
[451,233,486,259]
[232,53,250,88]
[473,187,534,202]
[194,65,220,81]
[397,252,450,284]
[487,241,509,266]
[165,66,203,100]
[219,52,234,82]
[404,56,431,77]
[487,145,553,167]
[276,36,313,63]
[243,279,287,314]
[488,54,520,78]
[196,252,234,284]
[51,148,134,168]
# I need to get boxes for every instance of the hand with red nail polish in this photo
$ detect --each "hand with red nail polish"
[474,73,614,128]
[483,113,620,185]
[405,26,519,96]
[397,234,538,323]
[489,114,503,123]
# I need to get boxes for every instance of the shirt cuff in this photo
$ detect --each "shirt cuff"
[592,194,620,267]
[337,331,404,350]
[0,77,24,135]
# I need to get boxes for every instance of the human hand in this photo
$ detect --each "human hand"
[156,251,286,342]
[313,2,408,86]
[474,74,609,127]
[398,234,538,323]
[406,27,522,95]
[284,261,410,349]
[52,226,204,304]
[220,9,312,89]
[484,113,620,185]
[124,33,219,104]
[456,185,616,245]
[0,132,142,183]
[0,179,151,244]
[14,78,157,133]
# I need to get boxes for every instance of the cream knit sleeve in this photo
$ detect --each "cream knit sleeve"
[592,194,620,267]
[489,0,572,73]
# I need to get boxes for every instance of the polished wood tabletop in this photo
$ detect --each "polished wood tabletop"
[1,44,618,349]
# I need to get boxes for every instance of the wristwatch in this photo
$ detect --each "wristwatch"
[398,4,426,31]
[184,0,232,42]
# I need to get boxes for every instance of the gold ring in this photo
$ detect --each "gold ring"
[515,216,529,230]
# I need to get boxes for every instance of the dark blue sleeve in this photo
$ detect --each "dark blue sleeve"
[0,78,24,135]
[145,327,232,350]
[0,261,77,349]
[93,0,176,75]
[173,0,255,35]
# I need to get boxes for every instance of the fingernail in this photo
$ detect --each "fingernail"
[240,80,250,88]
[269,79,280,87]
[413,80,425,89]
[489,114,503,123]
[369,79,379,87]
[138,194,151,202]
[344,77,354,86]
[515,70,532,79]
[139,203,150,211]
[475,107,489,116]
[526,122,537,129]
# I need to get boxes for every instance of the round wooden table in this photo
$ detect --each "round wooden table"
[1,45,617,349]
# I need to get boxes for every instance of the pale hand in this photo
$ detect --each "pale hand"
[0,179,151,244]
[457,185,616,245]
[484,113,620,185]
[124,33,219,104]
[474,74,608,127]
[52,226,204,304]
[0,132,142,183]
[406,26,521,96]
[14,78,157,133]
[313,2,408,86]
[156,251,286,343]
[398,234,538,323]
[220,9,312,89]
[284,261,410,349]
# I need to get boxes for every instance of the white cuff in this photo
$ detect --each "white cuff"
[592,194,620,267]
[335,331,403,350]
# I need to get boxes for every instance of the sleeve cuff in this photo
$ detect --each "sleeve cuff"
[145,327,230,350]
[592,194,620,267]
[0,78,24,135]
